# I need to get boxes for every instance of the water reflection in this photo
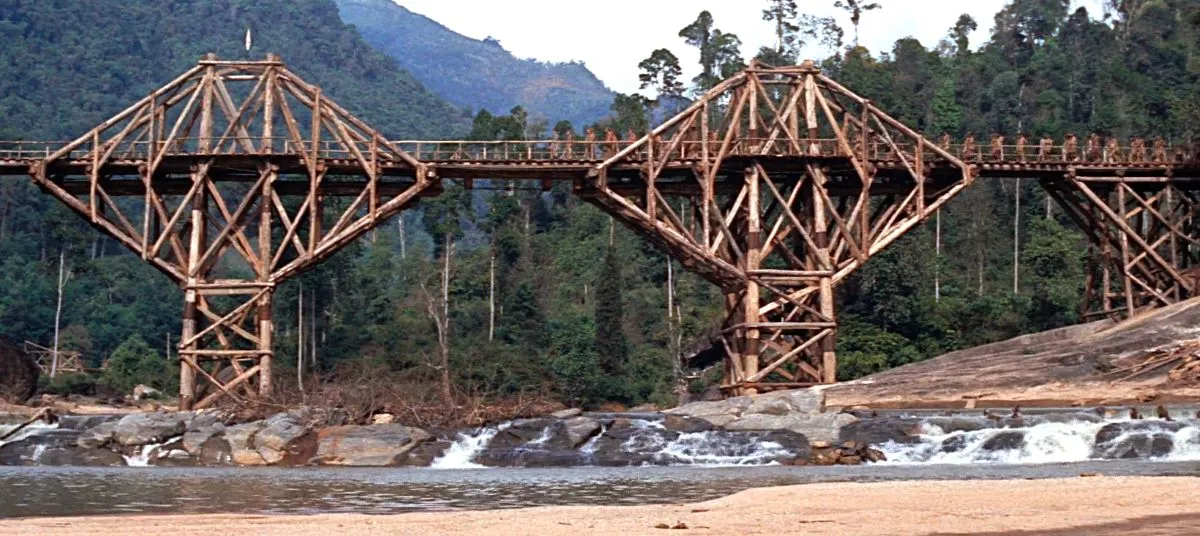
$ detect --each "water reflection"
[3,462,1199,519]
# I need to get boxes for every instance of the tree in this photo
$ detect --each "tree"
[679,11,746,92]
[594,244,629,377]
[798,14,845,55]
[762,0,802,62]
[638,48,685,113]
[948,14,978,56]
[101,334,173,394]
[834,0,883,48]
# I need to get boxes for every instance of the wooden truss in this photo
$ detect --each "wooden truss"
[581,61,971,393]
[23,341,86,374]
[1044,175,1200,319]
[31,54,432,409]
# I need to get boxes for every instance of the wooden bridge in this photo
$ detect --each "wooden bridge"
[2,54,1198,408]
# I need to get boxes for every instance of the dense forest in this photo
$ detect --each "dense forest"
[2,0,1199,413]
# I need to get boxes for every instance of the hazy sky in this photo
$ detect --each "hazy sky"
[393,0,1106,94]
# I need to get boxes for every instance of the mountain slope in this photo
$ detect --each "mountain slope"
[0,0,468,140]
[336,0,615,127]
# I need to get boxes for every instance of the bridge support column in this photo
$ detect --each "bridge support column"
[1043,174,1199,320]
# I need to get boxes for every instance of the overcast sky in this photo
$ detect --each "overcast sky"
[393,0,1106,95]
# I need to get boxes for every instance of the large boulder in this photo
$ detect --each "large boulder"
[1093,421,1184,459]
[557,417,601,449]
[1,429,126,467]
[840,417,925,445]
[0,339,38,404]
[254,412,312,465]
[664,388,826,428]
[224,422,268,466]
[312,424,431,466]
[112,413,186,446]
[980,430,1025,451]
[181,424,225,456]
[724,412,857,443]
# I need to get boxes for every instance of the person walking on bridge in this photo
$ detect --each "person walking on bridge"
[1130,136,1146,163]
[940,132,952,152]
[548,131,561,161]
[603,128,618,158]
[990,134,1005,161]
[1104,136,1122,163]
[962,132,978,160]
[1039,135,1054,162]
[1153,136,1167,163]
[1016,133,1028,162]
[1064,133,1079,162]
[1085,133,1102,162]
[584,128,597,160]
[563,129,576,159]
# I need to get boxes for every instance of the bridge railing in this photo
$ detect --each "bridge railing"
[937,143,1188,165]
[394,138,847,162]
[2,138,1191,166]
[0,141,63,160]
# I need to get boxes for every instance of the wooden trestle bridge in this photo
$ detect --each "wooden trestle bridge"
[1,54,1198,408]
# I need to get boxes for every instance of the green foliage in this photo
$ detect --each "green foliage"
[39,373,97,397]
[595,243,629,377]
[837,321,922,380]
[100,335,175,394]
[548,315,603,406]
[3,0,1200,412]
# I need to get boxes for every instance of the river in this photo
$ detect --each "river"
[3,461,1200,519]
[3,408,1200,519]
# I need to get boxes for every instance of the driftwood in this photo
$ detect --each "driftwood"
[1106,342,1200,384]
[0,408,58,442]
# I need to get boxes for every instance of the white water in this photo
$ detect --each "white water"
[430,423,510,469]
[621,419,790,467]
[122,442,167,467]
[881,417,1200,465]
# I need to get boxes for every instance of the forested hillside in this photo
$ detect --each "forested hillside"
[0,0,468,395]
[2,0,1199,415]
[335,0,615,127]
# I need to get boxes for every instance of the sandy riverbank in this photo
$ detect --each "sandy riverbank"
[3,476,1198,535]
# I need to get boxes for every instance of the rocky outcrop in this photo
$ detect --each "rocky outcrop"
[1,429,125,466]
[0,339,38,404]
[802,440,887,466]
[1093,420,1186,459]
[664,388,851,442]
[312,424,431,466]
[112,413,186,446]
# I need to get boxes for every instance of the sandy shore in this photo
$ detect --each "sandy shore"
[4,476,1199,535]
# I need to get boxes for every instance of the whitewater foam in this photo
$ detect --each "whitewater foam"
[881,416,1200,465]
[123,442,167,467]
[430,422,510,469]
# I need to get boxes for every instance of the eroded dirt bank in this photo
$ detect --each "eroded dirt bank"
[3,476,1198,536]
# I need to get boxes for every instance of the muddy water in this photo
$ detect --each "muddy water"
[3,461,1200,519]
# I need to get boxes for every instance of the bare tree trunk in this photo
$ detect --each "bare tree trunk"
[439,234,454,405]
[934,209,941,303]
[310,294,317,369]
[298,282,305,392]
[1013,178,1021,294]
[488,246,496,342]
[51,248,68,379]
[398,215,407,260]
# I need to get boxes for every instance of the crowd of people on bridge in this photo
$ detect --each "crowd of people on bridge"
[946,132,1194,164]
[439,126,1196,166]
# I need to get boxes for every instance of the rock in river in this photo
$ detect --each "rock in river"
[312,424,431,466]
